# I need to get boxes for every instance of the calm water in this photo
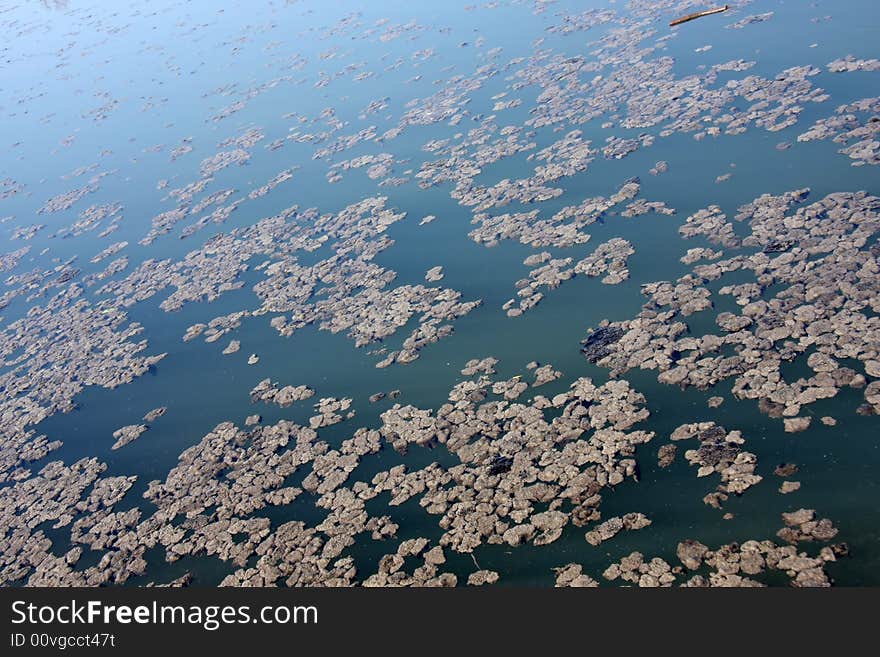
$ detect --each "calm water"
[2,0,879,585]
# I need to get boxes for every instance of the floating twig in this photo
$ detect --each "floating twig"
[670,5,729,27]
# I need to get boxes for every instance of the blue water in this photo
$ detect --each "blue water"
[2,0,879,586]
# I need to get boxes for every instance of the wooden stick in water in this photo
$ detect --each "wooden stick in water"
[669,5,729,27]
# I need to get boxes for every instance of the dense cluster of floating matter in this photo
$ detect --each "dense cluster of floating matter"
[3,354,826,587]
[0,0,876,586]
[668,422,761,509]
[582,189,880,429]
[798,96,880,166]
[585,517,846,587]
[5,362,645,584]
[504,235,638,317]
[250,379,315,407]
